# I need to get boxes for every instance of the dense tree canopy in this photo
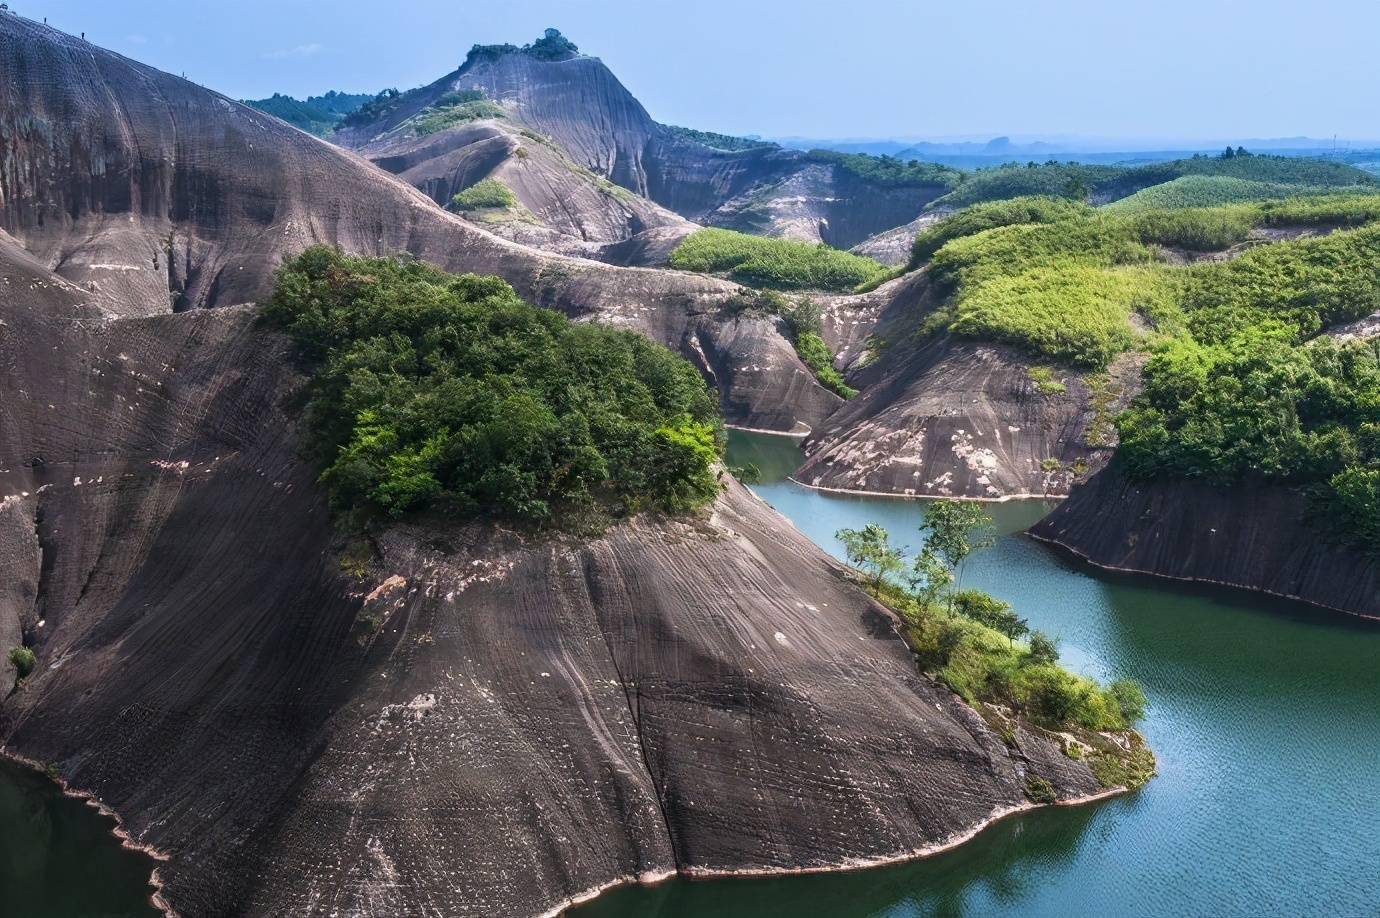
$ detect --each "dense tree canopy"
[266,248,723,526]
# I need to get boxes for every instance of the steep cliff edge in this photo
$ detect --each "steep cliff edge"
[0,15,834,432]
[1030,465,1380,619]
[796,271,1137,498]
[1,262,1114,915]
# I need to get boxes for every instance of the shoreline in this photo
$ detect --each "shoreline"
[0,748,177,917]
[724,422,811,437]
[1029,531,1380,623]
[551,784,1129,917]
[787,475,1068,504]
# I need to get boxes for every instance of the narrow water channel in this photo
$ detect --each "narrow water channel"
[571,430,1380,918]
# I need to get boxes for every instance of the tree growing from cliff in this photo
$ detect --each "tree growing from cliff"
[905,547,952,614]
[1027,631,1060,665]
[836,524,905,590]
[954,590,1029,646]
[919,500,995,612]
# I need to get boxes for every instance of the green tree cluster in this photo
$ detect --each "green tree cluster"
[804,150,963,190]
[8,646,35,679]
[266,248,724,526]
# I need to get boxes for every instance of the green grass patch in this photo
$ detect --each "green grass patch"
[265,247,723,527]
[1107,175,1337,212]
[1256,192,1380,228]
[951,263,1176,367]
[1028,366,1067,395]
[451,178,517,211]
[794,330,856,398]
[932,154,1376,211]
[668,228,888,292]
[410,99,505,135]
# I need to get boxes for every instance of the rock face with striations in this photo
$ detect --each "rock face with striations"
[1030,465,1380,619]
[1,224,1110,917]
[0,15,836,433]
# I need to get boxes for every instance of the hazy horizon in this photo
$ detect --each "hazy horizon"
[20,0,1380,144]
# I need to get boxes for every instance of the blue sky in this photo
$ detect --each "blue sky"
[20,0,1380,142]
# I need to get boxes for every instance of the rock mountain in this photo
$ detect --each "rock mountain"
[1,15,1119,918]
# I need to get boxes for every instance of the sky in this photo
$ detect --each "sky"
[18,0,1380,143]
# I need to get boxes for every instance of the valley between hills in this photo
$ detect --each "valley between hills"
[1,14,1377,918]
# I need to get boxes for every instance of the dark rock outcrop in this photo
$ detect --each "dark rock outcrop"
[0,15,832,433]
[1030,465,1380,619]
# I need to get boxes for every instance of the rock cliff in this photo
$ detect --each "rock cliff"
[1030,465,1380,619]
[0,16,1122,917]
[796,271,1137,498]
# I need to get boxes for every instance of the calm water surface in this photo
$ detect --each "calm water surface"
[573,430,1380,918]
[0,757,159,917]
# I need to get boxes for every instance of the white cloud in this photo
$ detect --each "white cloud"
[263,43,323,60]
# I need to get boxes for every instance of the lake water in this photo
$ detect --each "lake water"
[571,430,1380,918]
[0,757,159,917]
[3,430,1376,917]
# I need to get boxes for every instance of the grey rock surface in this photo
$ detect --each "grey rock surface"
[0,259,1109,915]
[800,273,1137,498]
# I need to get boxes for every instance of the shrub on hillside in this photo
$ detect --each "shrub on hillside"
[8,646,35,679]
[668,228,887,292]
[451,178,517,211]
[910,196,1091,266]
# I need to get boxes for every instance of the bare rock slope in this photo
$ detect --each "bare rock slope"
[358,118,697,261]
[0,15,835,432]
[1,237,1109,916]
[796,272,1136,499]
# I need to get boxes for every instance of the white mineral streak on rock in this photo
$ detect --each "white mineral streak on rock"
[364,575,407,603]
